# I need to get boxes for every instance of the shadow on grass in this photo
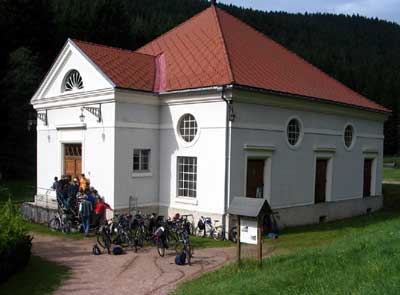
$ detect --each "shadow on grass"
[0,255,70,295]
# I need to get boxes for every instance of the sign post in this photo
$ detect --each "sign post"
[228,197,271,268]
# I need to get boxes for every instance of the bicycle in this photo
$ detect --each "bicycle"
[195,216,224,240]
[175,229,193,265]
[96,220,112,254]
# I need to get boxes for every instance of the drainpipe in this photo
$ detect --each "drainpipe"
[222,85,234,238]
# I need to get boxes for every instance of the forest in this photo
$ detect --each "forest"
[0,0,399,179]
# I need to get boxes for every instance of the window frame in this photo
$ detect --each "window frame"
[343,123,356,151]
[132,149,151,173]
[178,114,198,143]
[63,69,84,92]
[285,116,303,149]
[176,156,197,199]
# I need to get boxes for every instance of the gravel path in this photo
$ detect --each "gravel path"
[32,234,235,295]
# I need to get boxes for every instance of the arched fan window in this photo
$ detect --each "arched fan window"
[64,70,83,92]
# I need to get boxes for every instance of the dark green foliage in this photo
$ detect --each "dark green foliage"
[0,198,32,283]
[0,199,29,253]
[1,0,400,179]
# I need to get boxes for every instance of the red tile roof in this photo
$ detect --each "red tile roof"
[73,6,389,112]
[73,39,155,92]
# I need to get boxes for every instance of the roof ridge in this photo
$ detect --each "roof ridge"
[136,6,212,52]
[72,39,156,58]
[213,7,235,83]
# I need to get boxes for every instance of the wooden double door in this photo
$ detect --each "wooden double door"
[64,144,82,178]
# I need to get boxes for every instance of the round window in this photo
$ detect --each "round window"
[64,70,83,92]
[286,118,301,146]
[344,124,354,148]
[178,114,198,142]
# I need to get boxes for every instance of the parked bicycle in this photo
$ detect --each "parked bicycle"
[195,216,224,240]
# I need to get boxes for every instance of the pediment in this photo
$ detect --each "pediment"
[31,39,114,104]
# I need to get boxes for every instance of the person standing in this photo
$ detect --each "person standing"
[94,197,113,228]
[79,195,93,236]
[79,173,89,192]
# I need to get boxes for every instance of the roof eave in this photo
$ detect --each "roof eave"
[230,84,391,115]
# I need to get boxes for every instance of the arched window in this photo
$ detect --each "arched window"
[64,70,83,92]
[178,114,198,142]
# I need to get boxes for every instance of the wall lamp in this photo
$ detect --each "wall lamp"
[80,104,102,123]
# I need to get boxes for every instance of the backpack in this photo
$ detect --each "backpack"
[113,245,123,255]
[175,251,186,265]
[197,219,205,230]
[92,244,101,255]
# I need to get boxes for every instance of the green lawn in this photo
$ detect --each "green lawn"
[384,167,400,182]
[0,180,35,203]
[383,156,400,182]
[25,222,86,240]
[0,255,70,295]
[175,184,400,295]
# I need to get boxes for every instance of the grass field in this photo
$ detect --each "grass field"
[175,184,400,295]
[0,256,70,295]
[383,156,400,182]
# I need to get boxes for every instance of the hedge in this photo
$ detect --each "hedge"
[0,198,32,283]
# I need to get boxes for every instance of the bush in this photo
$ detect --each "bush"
[0,198,32,282]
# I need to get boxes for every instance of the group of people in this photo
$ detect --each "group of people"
[52,174,112,235]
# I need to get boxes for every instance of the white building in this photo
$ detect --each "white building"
[31,6,389,228]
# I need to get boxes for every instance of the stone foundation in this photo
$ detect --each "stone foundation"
[274,195,383,229]
[23,195,383,230]
[21,202,58,224]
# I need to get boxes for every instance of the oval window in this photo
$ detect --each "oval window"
[286,118,301,146]
[344,124,354,149]
[178,114,198,142]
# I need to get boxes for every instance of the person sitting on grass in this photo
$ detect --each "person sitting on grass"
[79,195,93,236]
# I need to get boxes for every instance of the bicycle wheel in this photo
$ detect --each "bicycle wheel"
[48,217,61,231]
[229,226,238,243]
[97,230,112,250]
[156,239,165,257]
[194,226,204,237]
[213,226,225,240]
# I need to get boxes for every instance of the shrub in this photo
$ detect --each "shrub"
[0,198,32,283]
[0,199,28,253]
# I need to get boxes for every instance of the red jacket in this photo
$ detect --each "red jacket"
[95,201,112,215]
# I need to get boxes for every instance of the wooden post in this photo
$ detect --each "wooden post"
[236,216,241,265]
[257,215,262,267]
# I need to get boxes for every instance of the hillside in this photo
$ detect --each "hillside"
[0,0,399,178]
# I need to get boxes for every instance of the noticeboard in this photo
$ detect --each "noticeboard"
[240,217,258,245]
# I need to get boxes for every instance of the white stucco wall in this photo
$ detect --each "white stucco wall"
[159,98,227,215]
[36,102,116,208]
[114,101,160,210]
[229,99,384,210]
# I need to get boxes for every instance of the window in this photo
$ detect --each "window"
[344,124,354,149]
[178,114,198,142]
[64,70,83,91]
[177,157,197,198]
[286,118,301,146]
[133,149,150,172]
